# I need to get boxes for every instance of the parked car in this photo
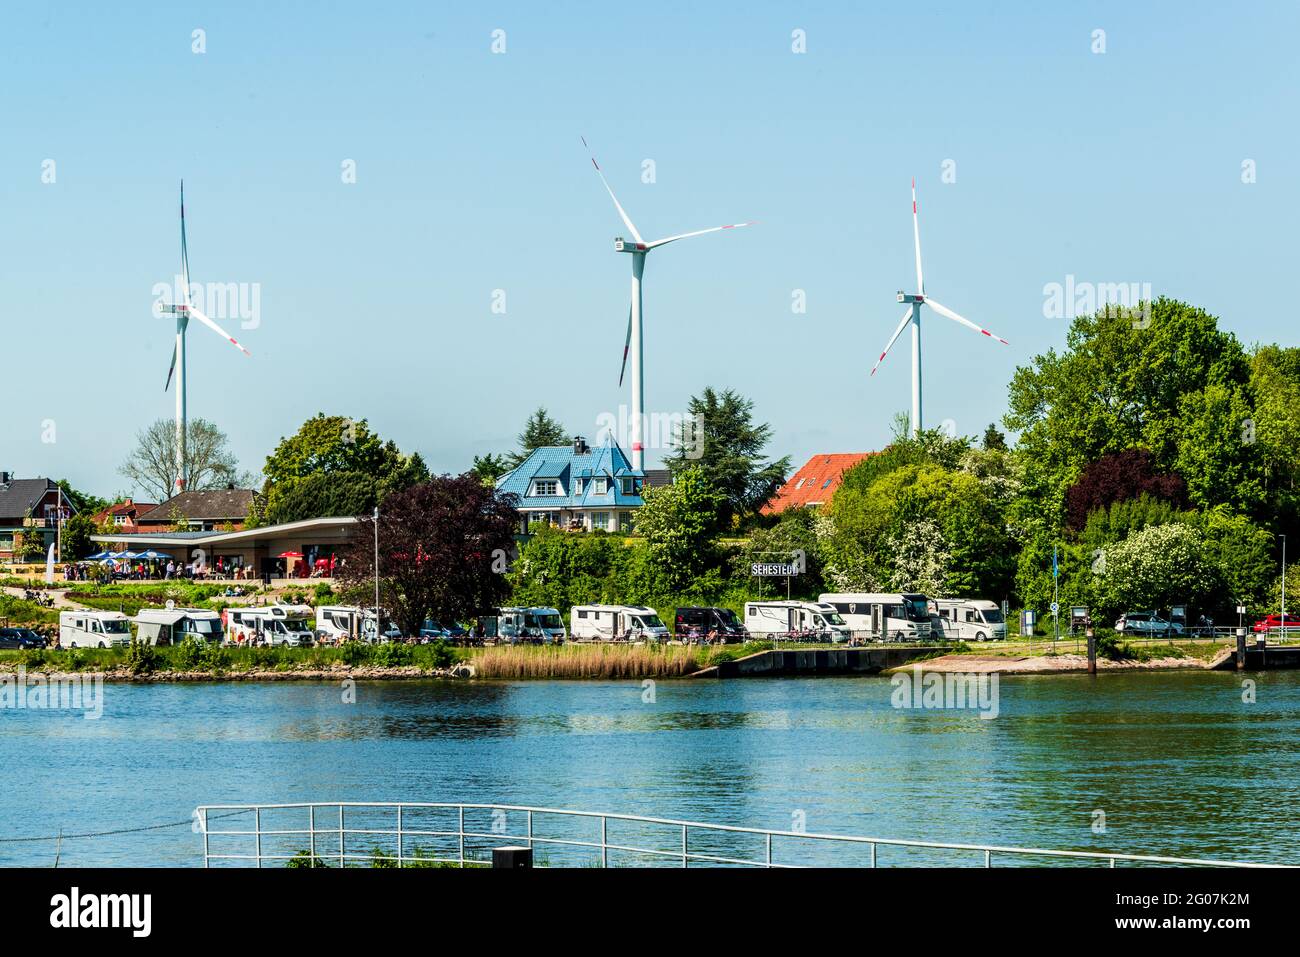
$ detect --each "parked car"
[1252,613,1300,635]
[0,627,47,650]
[1115,612,1184,636]
[418,620,467,642]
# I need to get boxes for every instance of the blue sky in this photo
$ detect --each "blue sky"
[2,1,1297,500]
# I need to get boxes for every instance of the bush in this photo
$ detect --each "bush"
[372,642,414,667]
[340,641,371,666]
[174,637,206,669]
[126,637,161,675]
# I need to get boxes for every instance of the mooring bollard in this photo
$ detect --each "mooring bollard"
[492,846,533,869]
[1086,626,1096,675]
[1236,628,1247,670]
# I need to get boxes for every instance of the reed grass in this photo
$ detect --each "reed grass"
[471,642,707,679]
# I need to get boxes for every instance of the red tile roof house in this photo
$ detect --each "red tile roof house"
[760,453,871,515]
[90,499,158,535]
[133,489,258,533]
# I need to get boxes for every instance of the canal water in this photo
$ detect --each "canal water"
[3,671,1297,867]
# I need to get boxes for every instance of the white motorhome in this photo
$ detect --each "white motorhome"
[569,605,668,642]
[226,604,315,647]
[133,607,222,646]
[59,611,132,649]
[315,605,385,643]
[818,593,933,642]
[930,598,1006,642]
[487,607,566,644]
[743,601,851,642]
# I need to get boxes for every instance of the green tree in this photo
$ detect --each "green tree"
[60,513,96,561]
[1005,298,1254,519]
[259,414,428,526]
[634,466,726,593]
[471,453,512,485]
[1095,523,1220,618]
[507,408,568,468]
[664,387,790,526]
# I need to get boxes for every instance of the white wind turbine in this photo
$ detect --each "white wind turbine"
[870,179,1008,436]
[159,182,252,494]
[582,138,754,471]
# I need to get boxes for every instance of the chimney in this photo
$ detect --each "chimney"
[0,471,10,488]
[573,436,589,455]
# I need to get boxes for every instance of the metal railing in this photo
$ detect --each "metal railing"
[194,802,1286,869]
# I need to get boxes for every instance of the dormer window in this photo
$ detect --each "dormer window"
[531,479,561,496]
[592,477,609,495]
[620,477,636,495]
[573,478,584,495]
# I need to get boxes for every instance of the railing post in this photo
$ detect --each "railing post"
[527,810,533,852]
[459,805,465,867]
[984,849,991,868]
[601,816,607,868]
[309,805,316,865]
[255,807,262,869]
[765,832,772,868]
[682,825,688,867]
[201,809,209,868]
[397,805,404,868]
[339,806,345,868]
[1109,857,1115,868]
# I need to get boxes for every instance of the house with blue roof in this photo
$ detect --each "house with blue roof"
[495,436,651,533]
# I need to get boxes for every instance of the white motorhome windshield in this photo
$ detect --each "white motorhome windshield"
[981,609,1004,623]
[637,615,665,629]
[899,598,929,621]
[281,619,311,632]
[532,613,562,630]
[821,611,845,625]
[102,620,130,634]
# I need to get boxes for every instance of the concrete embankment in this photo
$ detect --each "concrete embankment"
[0,664,475,682]
[693,646,947,678]
[886,650,1231,676]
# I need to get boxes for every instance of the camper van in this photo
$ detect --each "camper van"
[225,604,315,647]
[59,611,132,649]
[673,606,747,641]
[134,607,223,646]
[485,607,566,644]
[818,593,933,642]
[929,598,1006,642]
[743,601,851,642]
[569,605,669,642]
[314,605,400,643]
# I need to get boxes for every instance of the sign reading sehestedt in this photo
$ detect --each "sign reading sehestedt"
[751,562,799,577]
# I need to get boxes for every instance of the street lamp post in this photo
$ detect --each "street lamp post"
[373,506,380,635]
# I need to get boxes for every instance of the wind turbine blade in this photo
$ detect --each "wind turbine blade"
[870,307,916,376]
[164,342,177,392]
[617,300,633,387]
[180,180,192,304]
[911,178,924,295]
[188,304,252,356]
[925,298,1009,345]
[580,136,642,243]
[644,221,756,250]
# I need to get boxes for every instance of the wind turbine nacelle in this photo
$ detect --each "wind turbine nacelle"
[614,237,647,253]
[898,292,924,304]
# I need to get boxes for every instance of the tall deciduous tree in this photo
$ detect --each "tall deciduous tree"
[119,418,250,502]
[634,466,726,593]
[1064,448,1187,530]
[664,387,789,526]
[338,475,520,636]
[259,414,428,526]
